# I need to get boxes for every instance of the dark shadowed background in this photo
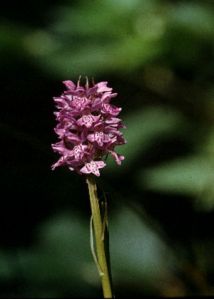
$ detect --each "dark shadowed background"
[0,0,214,298]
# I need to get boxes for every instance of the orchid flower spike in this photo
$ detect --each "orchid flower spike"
[52,79,126,176]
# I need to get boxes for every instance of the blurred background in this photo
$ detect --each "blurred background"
[1,0,214,297]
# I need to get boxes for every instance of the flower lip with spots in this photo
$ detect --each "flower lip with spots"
[52,79,126,176]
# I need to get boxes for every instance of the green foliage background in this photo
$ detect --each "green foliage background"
[0,0,214,297]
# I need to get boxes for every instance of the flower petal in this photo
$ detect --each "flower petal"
[63,80,76,90]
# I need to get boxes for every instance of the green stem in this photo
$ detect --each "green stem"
[86,175,113,299]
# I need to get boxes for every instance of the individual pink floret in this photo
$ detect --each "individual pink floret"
[80,161,106,177]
